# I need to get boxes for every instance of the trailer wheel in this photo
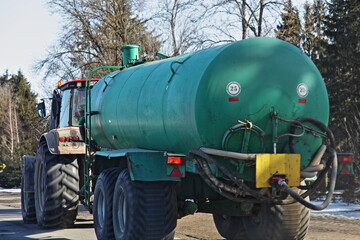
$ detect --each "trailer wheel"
[34,141,79,228]
[93,168,122,240]
[213,214,246,239]
[21,156,36,224]
[242,192,310,240]
[112,169,177,240]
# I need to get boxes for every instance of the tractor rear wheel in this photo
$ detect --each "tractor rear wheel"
[112,169,177,240]
[93,168,122,240]
[21,156,36,224]
[34,141,79,228]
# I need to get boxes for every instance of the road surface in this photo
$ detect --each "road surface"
[2,192,360,239]
[0,204,96,240]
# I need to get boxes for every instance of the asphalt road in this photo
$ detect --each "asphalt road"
[3,200,360,240]
[0,203,224,240]
[0,204,96,240]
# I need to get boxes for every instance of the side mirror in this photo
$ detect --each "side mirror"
[37,101,46,117]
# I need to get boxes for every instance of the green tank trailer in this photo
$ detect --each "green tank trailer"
[21,38,337,240]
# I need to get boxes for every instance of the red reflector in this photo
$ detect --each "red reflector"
[342,156,350,162]
[340,165,351,175]
[169,166,183,177]
[298,99,307,103]
[59,137,66,142]
[167,156,186,165]
[229,97,239,102]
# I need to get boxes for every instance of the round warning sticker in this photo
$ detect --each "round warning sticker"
[297,83,308,97]
[226,81,241,96]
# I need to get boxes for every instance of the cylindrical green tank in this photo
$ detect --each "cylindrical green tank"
[90,37,329,164]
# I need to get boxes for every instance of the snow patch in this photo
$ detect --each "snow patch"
[311,200,360,219]
[0,187,21,193]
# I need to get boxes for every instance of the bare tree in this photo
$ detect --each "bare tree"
[149,0,207,56]
[0,86,20,162]
[35,0,161,86]
[203,0,282,45]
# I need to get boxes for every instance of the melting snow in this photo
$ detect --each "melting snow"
[311,200,360,218]
[0,187,21,193]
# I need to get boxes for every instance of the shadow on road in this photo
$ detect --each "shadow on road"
[0,207,95,240]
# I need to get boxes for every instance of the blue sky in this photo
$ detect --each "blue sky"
[0,0,60,96]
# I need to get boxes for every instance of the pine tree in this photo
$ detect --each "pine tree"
[275,0,302,47]
[322,0,360,161]
[0,71,45,188]
[302,0,328,65]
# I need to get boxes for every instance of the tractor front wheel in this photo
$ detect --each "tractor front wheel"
[34,141,79,228]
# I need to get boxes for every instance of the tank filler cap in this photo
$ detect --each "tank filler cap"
[121,44,144,67]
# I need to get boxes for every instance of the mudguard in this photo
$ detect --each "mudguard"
[42,127,85,155]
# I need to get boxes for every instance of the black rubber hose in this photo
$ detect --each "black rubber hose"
[278,147,337,210]
[281,117,337,209]
[191,116,337,210]
[192,158,262,203]
[289,117,336,153]
[190,149,269,201]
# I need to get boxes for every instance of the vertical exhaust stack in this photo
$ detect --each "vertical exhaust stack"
[121,44,142,67]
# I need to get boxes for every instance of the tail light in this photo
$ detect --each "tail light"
[167,155,186,165]
[167,154,186,178]
[59,136,80,142]
[337,153,354,163]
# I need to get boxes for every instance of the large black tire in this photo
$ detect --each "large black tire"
[112,169,177,240]
[93,168,122,240]
[242,193,310,240]
[34,141,79,228]
[21,156,37,224]
[213,214,246,240]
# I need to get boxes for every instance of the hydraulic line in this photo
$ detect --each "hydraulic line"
[191,117,337,210]
[191,157,262,203]
[190,149,269,201]
[277,148,337,210]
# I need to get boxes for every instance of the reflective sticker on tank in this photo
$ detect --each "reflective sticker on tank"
[226,81,241,96]
[297,83,308,97]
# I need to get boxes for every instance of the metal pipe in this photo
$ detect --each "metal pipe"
[310,145,327,166]
[199,147,256,160]
[300,146,327,178]
[302,164,325,173]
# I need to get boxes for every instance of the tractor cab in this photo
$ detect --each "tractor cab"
[38,79,99,129]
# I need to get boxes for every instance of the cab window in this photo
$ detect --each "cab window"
[71,88,86,126]
[59,89,71,128]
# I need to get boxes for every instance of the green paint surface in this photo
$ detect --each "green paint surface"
[90,38,329,176]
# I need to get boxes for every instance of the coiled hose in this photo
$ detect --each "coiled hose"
[279,117,337,210]
[190,117,337,210]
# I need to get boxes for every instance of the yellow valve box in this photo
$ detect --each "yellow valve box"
[256,154,300,188]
